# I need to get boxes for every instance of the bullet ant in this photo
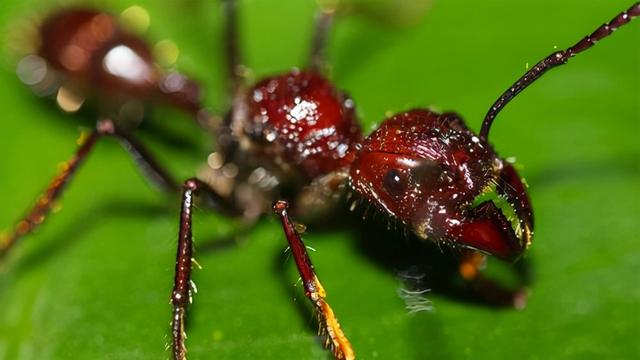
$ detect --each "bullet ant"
[1,1,638,360]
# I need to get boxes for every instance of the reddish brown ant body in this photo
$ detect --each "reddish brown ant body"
[1,1,638,360]
[18,7,205,120]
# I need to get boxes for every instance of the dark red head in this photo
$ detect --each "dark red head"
[349,109,533,261]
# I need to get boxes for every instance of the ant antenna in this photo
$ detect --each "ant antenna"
[479,2,640,141]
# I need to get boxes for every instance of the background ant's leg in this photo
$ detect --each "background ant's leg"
[309,4,337,73]
[458,251,528,309]
[100,121,178,192]
[273,200,355,360]
[0,131,100,257]
[0,118,187,258]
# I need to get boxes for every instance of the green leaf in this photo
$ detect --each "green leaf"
[0,1,638,359]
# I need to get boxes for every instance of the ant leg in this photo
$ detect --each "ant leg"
[273,200,355,360]
[222,0,243,92]
[220,0,245,156]
[309,5,337,73]
[0,119,185,258]
[170,177,242,360]
[101,122,178,192]
[171,178,197,360]
[113,126,242,218]
[0,130,100,257]
[458,251,529,309]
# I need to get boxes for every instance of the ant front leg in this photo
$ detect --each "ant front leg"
[171,179,197,360]
[0,119,177,258]
[170,177,243,360]
[273,200,355,360]
[458,250,529,309]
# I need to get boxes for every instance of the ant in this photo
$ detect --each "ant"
[1,1,638,359]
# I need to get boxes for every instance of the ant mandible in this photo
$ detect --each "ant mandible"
[1,1,638,360]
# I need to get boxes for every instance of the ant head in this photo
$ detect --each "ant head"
[38,8,120,77]
[349,109,532,261]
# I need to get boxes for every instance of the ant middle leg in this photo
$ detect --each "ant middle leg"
[457,250,529,309]
[170,177,245,360]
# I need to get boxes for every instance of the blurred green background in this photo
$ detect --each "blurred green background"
[0,0,638,359]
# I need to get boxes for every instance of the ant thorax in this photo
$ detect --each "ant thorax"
[200,69,364,219]
[242,69,363,181]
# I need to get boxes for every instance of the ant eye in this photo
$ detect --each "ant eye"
[383,168,407,197]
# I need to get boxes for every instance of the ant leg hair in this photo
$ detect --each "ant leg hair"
[222,0,243,92]
[273,200,355,360]
[458,250,529,310]
[309,5,336,73]
[480,2,640,141]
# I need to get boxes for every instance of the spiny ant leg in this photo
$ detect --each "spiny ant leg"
[0,119,180,258]
[171,179,197,360]
[458,251,528,309]
[170,177,242,360]
[480,2,640,140]
[273,200,355,360]
[0,130,100,257]
[309,5,337,73]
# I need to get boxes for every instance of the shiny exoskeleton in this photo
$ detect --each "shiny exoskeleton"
[2,2,638,360]
[19,8,205,121]
[349,110,532,261]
